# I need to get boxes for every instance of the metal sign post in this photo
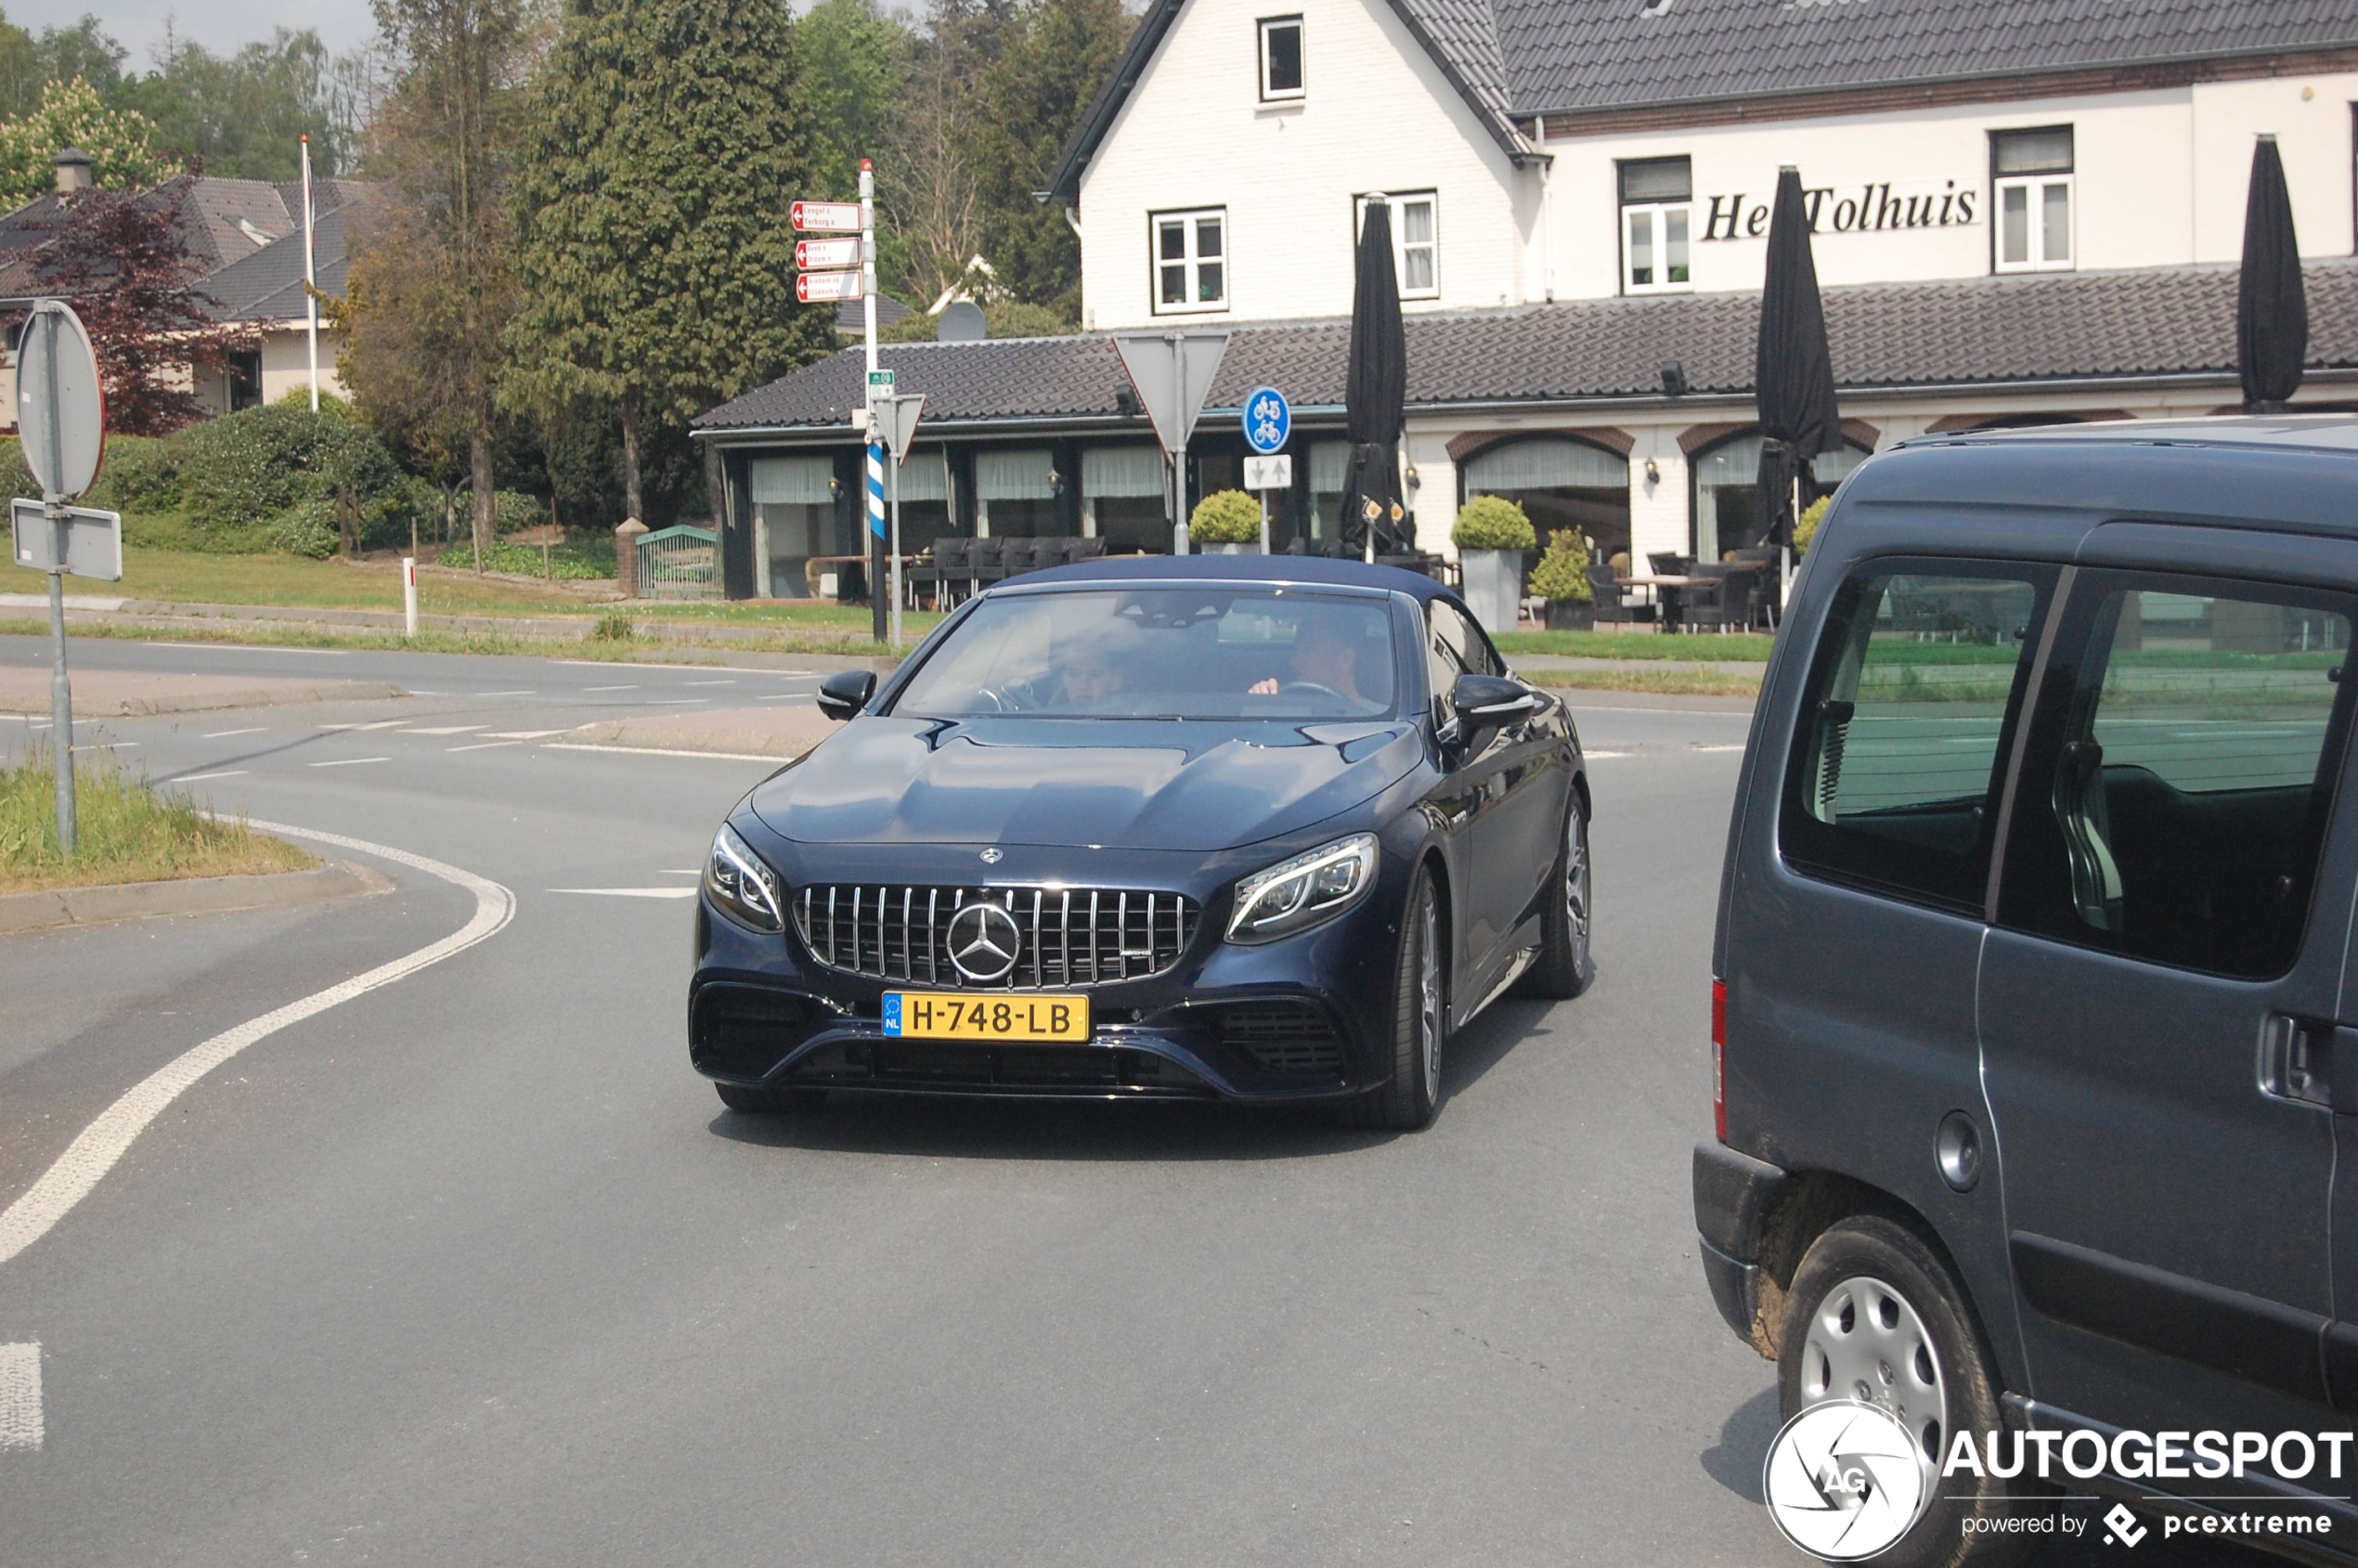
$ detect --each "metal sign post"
[15,299,106,855]
[871,393,927,653]
[1112,330,1231,556]
[1243,453,1291,554]
[1241,388,1290,555]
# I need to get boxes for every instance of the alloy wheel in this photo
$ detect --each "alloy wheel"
[1418,890,1442,1105]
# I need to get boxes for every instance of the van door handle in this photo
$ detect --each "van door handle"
[2261,1017,2358,1111]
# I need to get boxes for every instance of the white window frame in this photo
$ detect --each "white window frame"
[1258,16,1303,102]
[1355,191,1440,301]
[1620,203,1693,294]
[1991,126,2074,274]
[1150,206,1229,315]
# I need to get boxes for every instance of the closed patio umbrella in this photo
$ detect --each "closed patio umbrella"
[1754,165,1842,607]
[2239,133,2307,415]
[1341,196,1407,563]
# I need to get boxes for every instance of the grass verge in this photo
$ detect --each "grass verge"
[0,750,314,894]
[1525,667,1763,698]
[0,618,906,662]
[1493,629,1779,661]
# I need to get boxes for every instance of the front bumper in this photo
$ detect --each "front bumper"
[689,853,1408,1104]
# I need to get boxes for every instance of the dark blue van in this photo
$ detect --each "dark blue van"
[1697,418,2358,1565]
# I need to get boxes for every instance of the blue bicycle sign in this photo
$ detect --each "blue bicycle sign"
[1242,386,1290,455]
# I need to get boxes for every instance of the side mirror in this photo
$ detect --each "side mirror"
[1449,672,1542,749]
[817,668,876,721]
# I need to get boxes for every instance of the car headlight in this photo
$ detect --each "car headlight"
[706,823,784,933]
[1225,832,1380,944]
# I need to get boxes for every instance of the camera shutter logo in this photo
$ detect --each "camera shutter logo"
[1762,1401,1928,1562]
[945,901,1022,982]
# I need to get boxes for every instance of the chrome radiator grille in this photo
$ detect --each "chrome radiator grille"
[791,885,1197,988]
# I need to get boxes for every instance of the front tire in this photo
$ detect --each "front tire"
[1777,1217,2028,1568]
[1515,796,1593,999]
[715,1082,828,1115]
[1341,863,1446,1131]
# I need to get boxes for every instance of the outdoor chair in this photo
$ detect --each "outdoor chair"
[1649,551,1691,577]
[923,537,969,608]
[969,537,1011,588]
[1683,563,1754,634]
[1071,536,1108,560]
[1586,563,1653,627]
[1000,537,1048,579]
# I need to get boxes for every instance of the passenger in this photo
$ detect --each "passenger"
[1051,620,1137,707]
[1250,608,1367,703]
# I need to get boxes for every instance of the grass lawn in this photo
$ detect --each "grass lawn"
[0,752,314,894]
[0,544,942,636]
[1494,628,1778,662]
[0,617,914,661]
[1525,667,1763,698]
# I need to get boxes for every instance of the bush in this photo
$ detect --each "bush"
[174,404,406,530]
[271,499,340,559]
[495,489,545,535]
[1452,494,1535,551]
[1794,494,1831,556]
[275,385,356,421]
[1527,529,1593,603]
[1188,488,1262,544]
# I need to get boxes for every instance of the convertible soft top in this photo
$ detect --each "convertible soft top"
[1009,553,1459,603]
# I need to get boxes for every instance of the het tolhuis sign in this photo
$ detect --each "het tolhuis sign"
[1699,179,1978,241]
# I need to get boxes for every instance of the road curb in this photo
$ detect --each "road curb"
[0,680,407,718]
[0,858,395,936]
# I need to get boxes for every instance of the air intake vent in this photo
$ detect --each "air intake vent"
[1214,1003,1344,1073]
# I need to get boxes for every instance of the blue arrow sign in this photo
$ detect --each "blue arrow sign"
[1241,386,1290,455]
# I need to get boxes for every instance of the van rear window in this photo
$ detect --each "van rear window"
[1781,564,2055,914]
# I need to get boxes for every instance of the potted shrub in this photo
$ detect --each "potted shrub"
[1190,488,1263,553]
[1528,528,1595,631]
[1451,494,1536,632]
[1794,494,1830,556]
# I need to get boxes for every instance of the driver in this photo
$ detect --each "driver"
[1249,606,1366,704]
[1049,618,1138,707]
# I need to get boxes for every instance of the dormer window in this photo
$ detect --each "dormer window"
[1260,17,1303,101]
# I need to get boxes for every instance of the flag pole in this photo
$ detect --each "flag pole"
[301,134,318,413]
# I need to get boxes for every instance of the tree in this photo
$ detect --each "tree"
[974,0,1129,320]
[25,182,253,434]
[342,0,535,565]
[0,12,126,118]
[502,0,833,525]
[0,76,169,207]
[797,0,906,202]
[116,29,361,180]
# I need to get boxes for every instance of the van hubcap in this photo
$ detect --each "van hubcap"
[1799,1273,1949,1475]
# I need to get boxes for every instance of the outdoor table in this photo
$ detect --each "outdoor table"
[1622,574,1710,632]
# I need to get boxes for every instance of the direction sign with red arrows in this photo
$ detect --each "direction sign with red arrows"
[797,271,863,304]
[791,200,862,232]
[796,237,860,269]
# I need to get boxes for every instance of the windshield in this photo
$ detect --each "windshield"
[891,588,1401,720]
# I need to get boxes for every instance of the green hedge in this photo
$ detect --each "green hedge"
[1189,488,1262,543]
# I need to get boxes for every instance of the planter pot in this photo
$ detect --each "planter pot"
[1545,600,1596,632]
[1458,548,1523,634]
[1208,540,1262,554]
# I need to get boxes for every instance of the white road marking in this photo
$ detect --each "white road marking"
[142,642,348,656]
[0,1342,40,1450]
[482,730,568,740]
[551,661,812,675]
[551,888,699,899]
[0,824,513,1271]
[544,743,786,763]
[1693,744,1745,753]
[685,680,736,686]
[309,757,389,767]
[165,770,248,783]
[582,685,639,693]
[659,869,702,875]
[478,690,535,696]
[757,693,815,702]
[641,698,710,706]
[318,720,407,732]
[401,725,487,735]
[1585,750,1630,758]
[202,727,266,738]
[69,742,136,750]
[447,741,520,752]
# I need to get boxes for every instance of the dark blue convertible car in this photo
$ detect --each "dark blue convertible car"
[691,555,1592,1128]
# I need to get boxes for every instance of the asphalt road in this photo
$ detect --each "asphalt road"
[0,636,2251,1565]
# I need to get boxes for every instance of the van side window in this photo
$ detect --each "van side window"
[1997,575,2355,978]
[1781,564,2053,913]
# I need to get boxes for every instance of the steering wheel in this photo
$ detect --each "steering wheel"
[1277,681,1347,703]
[969,686,1010,713]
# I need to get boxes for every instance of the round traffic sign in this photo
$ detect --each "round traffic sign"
[18,302,104,500]
[1241,386,1289,455]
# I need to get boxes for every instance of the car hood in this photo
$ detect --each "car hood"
[750,716,1421,852]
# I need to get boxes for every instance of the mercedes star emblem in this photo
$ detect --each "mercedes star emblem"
[980,848,1004,863]
[944,901,1022,983]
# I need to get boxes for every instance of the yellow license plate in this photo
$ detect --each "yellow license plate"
[883,991,1091,1043]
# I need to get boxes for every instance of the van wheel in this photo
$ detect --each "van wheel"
[1339,864,1445,1131]
[1514,797,1593,999]
[1777,1217,2028,1568]
[715,1082,828,1115]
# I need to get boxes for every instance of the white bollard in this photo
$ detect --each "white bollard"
[402,556,419,639]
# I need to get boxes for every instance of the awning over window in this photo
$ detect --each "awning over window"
[1465,438,1626,492]
[977,448,1056,500]
[749,455,835,505]
[1082,446,1162,498]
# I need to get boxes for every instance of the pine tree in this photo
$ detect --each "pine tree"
[974,0,1131,321]
[503,0,834,525]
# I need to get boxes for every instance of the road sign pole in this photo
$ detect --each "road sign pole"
[887,452,902,652]
[1170,335,1188,553]
[34,308,73,852]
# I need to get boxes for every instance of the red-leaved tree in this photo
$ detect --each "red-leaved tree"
[27,181,255,434]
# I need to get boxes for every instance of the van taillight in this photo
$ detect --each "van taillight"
[1711,978,1728,1143]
